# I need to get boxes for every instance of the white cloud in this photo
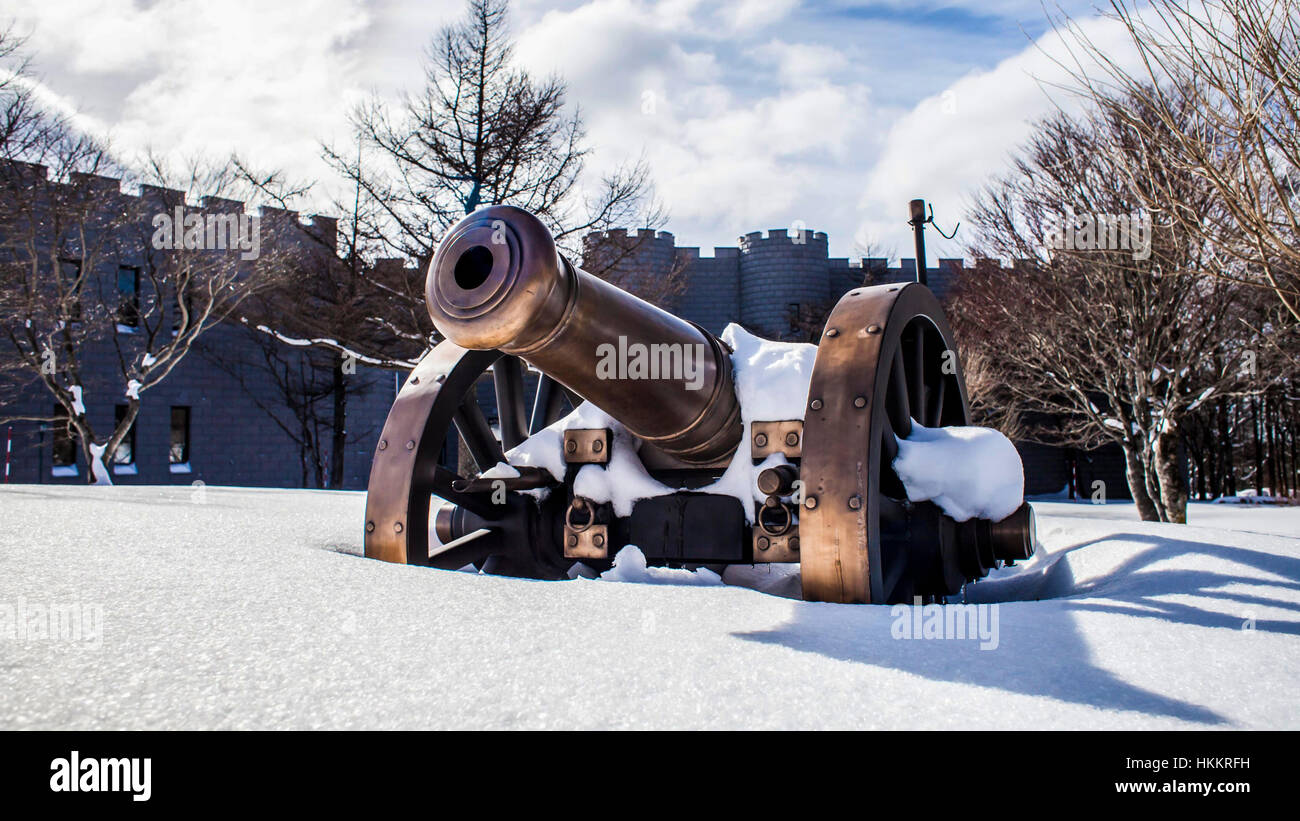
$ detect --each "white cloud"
[14,0,164,74]
[715,0,801,32]
[0,0,1138,265]
[0,70,114,144]
[514,0,880,251]
[0,0,453,204]
[752,39,850,87]
[854,13,1146,260]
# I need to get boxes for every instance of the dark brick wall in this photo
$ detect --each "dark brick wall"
[0,164,391,490]
[2,323,394,489]
[675,250,740,336]
[1018,442,1072,496]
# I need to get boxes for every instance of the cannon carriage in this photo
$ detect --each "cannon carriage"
[363,205,1034,604]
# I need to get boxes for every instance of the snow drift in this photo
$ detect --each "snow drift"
[892,421,1025,521]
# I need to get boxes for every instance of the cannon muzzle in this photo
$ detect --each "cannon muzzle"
[426,206,742,464]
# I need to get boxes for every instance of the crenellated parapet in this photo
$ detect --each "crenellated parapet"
[0,158,334,242]
[578,223,1015,339]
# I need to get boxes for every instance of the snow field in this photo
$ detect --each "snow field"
[1,485,1295,729]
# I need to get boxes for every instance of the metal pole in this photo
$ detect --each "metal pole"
[909,198,928,286]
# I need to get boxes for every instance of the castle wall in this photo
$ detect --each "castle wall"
[738,229,831,338]
[581,224,969,341]
[675,248,740,336]
[0,162,379,489]
[1,324,393,489]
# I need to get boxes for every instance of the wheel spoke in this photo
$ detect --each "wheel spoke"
[888,348,913,438]
[928,374,947,427]
[530,374,569,433]
[880,423,899,463]
[423,464,500,519]
[560,384,583,407]
[453,399,505,471]
[908,327,927,426]
[428,527,497,569]
[494,356,528,450]
[880,542,908,602]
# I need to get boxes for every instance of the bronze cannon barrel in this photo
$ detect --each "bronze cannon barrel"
[426,206,743,464]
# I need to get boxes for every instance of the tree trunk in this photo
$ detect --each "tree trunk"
[1066,448,1077,499]
[102,399,140,479]
[1138,444,1169,521]
[1153,429,1188,523]
[70,415,115,486]
[1252,396,1264,495]
[74,427,103,485]
[1285,406,1296,496]
[1267,390,1280,495]
[298,421,310,488]
[1121,442,1161,521]
[1220,400,1231,496]
[1193,447,1206,501]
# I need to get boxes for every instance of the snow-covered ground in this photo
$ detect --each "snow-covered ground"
[1,484,1296,729]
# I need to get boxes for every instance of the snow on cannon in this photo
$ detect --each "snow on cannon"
[363,203,1035,604]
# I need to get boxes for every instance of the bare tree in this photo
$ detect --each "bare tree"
[956,90,1254,522]
[0,78,137,483]
[230,155,432,371]
[0,28,37,413]
[312,0,662,367]
[0,35,298,483]
[1053,0,1300,324]
[200,326,376,489]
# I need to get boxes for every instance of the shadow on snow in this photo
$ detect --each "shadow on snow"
[734,532,1300,725]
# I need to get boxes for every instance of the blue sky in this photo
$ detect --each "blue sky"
[0,0,1137,260]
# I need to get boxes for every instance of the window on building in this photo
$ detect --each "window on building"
[169,406,190,464]
[52,405,76,467]
[112,405,135,465]
[59,258,83,323]
[788,302,802,332]
[117,266,140,328]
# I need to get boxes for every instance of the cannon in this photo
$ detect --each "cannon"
[364,205,1035,603]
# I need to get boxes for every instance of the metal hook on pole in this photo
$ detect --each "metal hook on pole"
[908,199,960,286]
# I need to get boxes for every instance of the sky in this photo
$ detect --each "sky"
[0,0,1142,261]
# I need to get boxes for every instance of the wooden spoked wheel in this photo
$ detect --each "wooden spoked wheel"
[363,341,575,577]
[799,282,980,605]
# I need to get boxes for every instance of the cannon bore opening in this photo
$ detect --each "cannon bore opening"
[454,244,494,291]
[428,205,744,464]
